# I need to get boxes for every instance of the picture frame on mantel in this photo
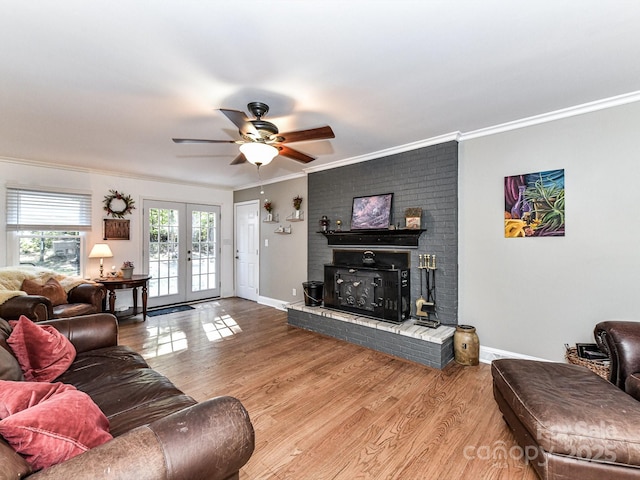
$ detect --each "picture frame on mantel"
[103,219,130,240]
[405,207,422,229]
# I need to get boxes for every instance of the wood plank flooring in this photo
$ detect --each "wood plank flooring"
[117,298,537,480]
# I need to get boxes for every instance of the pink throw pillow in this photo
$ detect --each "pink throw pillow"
[0,380,112,470]
[7,316,76,382]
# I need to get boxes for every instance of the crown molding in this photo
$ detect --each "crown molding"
[460,90,640,140]
[302,132,462,174]
[301,91,640,178]
[0,155,233,191]
[233,171,307,192]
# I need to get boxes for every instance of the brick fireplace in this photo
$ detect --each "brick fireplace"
[287,140,458,369]
[288,246,455,368]
[306,140,458,325]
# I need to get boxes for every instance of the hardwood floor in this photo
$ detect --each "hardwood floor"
[117,298,537,480]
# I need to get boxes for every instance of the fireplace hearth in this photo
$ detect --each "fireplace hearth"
[324,250,410,323]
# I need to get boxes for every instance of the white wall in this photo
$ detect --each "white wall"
[234,176,308,308]
[0,160,235,308]
[459,101,640,361]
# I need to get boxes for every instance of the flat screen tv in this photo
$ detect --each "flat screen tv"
[350,193,393,230]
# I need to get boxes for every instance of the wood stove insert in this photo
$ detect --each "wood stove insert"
[323,250,411,323]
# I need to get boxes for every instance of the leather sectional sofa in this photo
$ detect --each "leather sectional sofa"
[492,321,640,479]
[0,313,255,479]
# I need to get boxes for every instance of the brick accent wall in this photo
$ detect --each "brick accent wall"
[308,140,458,324]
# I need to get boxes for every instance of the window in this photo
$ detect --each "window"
[6,187,92,276]
[16,231,82,276]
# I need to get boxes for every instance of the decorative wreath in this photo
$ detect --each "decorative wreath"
[103,190,136,218]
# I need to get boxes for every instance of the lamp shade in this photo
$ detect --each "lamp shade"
[88,243,113,258]
[239,142,278,166]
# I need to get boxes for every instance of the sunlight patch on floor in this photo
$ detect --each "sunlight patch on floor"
[202,314,242,342]
[141,325,188,359]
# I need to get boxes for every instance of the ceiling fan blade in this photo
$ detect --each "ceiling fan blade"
[277,145,316,164]
[220,109,260,137]
[172,138,236,144]
[277,126,335,144]
[230,153,247,165]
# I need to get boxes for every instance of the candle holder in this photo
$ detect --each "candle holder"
[320,215,330,232]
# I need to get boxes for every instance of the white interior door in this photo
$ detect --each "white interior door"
[234,201,259,301]
[144,200,220,307]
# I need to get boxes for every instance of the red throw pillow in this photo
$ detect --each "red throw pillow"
[21,277,68,307]
[0,381,75,418]
[7,316,76,382]
[0,380,112,470]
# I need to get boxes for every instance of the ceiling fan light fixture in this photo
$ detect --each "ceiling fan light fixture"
[239,142,278,167]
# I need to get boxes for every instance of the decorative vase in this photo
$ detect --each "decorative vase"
[294,209,301,219]
[266,213,273,222]
[121,267,134,279]
[454,325,479,366]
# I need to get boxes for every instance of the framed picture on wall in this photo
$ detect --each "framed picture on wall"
[103,219,130,240]
[504,169,565,238]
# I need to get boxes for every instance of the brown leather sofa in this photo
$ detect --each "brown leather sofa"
[1,313,255,479]
[492,321,640,480]
[0,283,106,321]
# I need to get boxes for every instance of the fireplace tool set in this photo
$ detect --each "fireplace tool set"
[415,254,440,328]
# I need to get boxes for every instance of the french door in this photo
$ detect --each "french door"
[143,200,221,307]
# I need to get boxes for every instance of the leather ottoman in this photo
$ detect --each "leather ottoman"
[492,358,640,479]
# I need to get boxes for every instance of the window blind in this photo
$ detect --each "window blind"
[6,187,92,231]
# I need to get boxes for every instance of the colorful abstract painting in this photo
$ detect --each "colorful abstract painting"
[504,169,565,238]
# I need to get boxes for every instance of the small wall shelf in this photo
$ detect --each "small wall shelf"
[286,211,304,222]
[275,225,292,234]
[263,213,279,223]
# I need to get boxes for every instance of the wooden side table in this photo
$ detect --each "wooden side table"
[94,274,152,321]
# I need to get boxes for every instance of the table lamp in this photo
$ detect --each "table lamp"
[88,243,113,278]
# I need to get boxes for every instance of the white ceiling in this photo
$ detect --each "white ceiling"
[2,1,640,189]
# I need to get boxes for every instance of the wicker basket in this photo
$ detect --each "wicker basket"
[565,347,610,380]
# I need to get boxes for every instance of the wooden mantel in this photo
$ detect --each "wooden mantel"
[318,229,426,248]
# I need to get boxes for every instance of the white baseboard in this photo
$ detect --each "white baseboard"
[479,346,549,364]
[258,295,288,311]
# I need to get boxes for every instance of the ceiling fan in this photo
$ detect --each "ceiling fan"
[172,101,335,167]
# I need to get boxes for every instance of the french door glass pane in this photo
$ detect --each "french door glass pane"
[148,207,179,298]
[191,210,217,292]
